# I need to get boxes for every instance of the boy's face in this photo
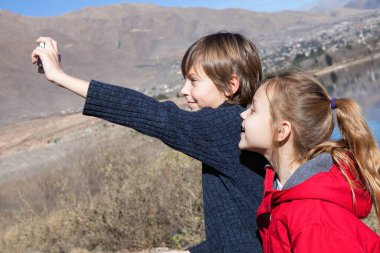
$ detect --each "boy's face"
[181,66,227,111]
[239,84,273,157]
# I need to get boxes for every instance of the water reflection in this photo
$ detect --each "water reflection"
[332,120,380,144]
[318,58,380,145]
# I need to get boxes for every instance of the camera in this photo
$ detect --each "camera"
[37,42,45,74]
[36,42,61,74]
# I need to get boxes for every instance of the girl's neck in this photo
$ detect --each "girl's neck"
[271,146,301,186]
[276,159,300,186]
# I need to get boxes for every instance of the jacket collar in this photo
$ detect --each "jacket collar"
[263,153,372,219]
[283,153,333,189]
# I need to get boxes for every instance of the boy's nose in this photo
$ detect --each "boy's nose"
[180,80,191,95]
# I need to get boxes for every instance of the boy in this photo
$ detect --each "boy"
[32,32,267,252]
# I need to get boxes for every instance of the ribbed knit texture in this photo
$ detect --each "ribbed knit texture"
[83,80,267,253]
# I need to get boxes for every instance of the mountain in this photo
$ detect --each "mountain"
[303,0,380,11]
[0,4,373,126]
[302,0,351,12]
[345,0,380,9]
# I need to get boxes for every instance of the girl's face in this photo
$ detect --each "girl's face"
[181,66,227,111]
[239,84,273,158]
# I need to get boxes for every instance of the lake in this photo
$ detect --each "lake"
[318,58,380,145]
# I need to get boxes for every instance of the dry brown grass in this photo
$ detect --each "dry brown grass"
[0,136,204,253]
[0,128,378,253]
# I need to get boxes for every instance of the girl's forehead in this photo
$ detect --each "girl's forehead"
[254,83,272,104]
[256,83,268,96]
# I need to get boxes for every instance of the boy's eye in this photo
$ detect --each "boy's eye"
[190,79,198,85]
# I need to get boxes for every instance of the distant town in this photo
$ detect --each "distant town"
[142,10,380,98]
[261,10,380,73]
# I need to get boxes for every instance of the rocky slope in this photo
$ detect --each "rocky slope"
[0,4,372,126]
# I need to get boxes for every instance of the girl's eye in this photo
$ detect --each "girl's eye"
[250,106,255,113]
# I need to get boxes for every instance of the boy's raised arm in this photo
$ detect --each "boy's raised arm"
[31,37,90,97]
[32,37,242,173]
[53,72,90,98]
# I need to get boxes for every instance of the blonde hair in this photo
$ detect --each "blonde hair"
[181,31,262,106]
[264,71,380,223]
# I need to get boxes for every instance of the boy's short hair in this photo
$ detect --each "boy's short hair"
[181,31,262,106]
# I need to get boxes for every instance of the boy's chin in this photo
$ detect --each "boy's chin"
[188,105,201,111]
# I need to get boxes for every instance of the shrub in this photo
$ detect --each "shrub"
[0,138,204,253]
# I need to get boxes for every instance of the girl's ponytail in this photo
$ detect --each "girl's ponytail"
[334,98,380,223]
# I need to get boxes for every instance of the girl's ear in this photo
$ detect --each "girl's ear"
[277,120,292,142]
[225,74,240,97]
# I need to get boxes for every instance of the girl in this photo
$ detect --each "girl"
[31,33,267,253]
[240,71,380,252]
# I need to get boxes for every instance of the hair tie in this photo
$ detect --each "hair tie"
[331,98,337,110]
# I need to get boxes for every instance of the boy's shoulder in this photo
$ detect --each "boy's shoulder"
[197,103,245,117]
[216,102,245,112]
[183,103,244,126]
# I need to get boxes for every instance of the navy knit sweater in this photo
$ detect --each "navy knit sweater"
[83,80,267,253]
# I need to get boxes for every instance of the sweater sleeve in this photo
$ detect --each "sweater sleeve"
[83,80,242,172]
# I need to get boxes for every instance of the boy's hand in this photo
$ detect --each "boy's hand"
[31,37,64,85]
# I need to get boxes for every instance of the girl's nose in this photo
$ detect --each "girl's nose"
[240,110,247,119]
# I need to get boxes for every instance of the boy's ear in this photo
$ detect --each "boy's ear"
[277,120,292,143]
[225,74,240,97]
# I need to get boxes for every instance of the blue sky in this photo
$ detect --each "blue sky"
[0,0,317,17]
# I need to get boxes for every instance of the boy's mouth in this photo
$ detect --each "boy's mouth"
[185,98,196,103]
[241,125,245,132]
[186,100,197,109]
[184,100,199,111]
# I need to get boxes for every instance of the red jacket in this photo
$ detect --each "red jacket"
[257,154,380,253]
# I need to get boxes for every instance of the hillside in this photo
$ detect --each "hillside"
[0,4,373,126]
